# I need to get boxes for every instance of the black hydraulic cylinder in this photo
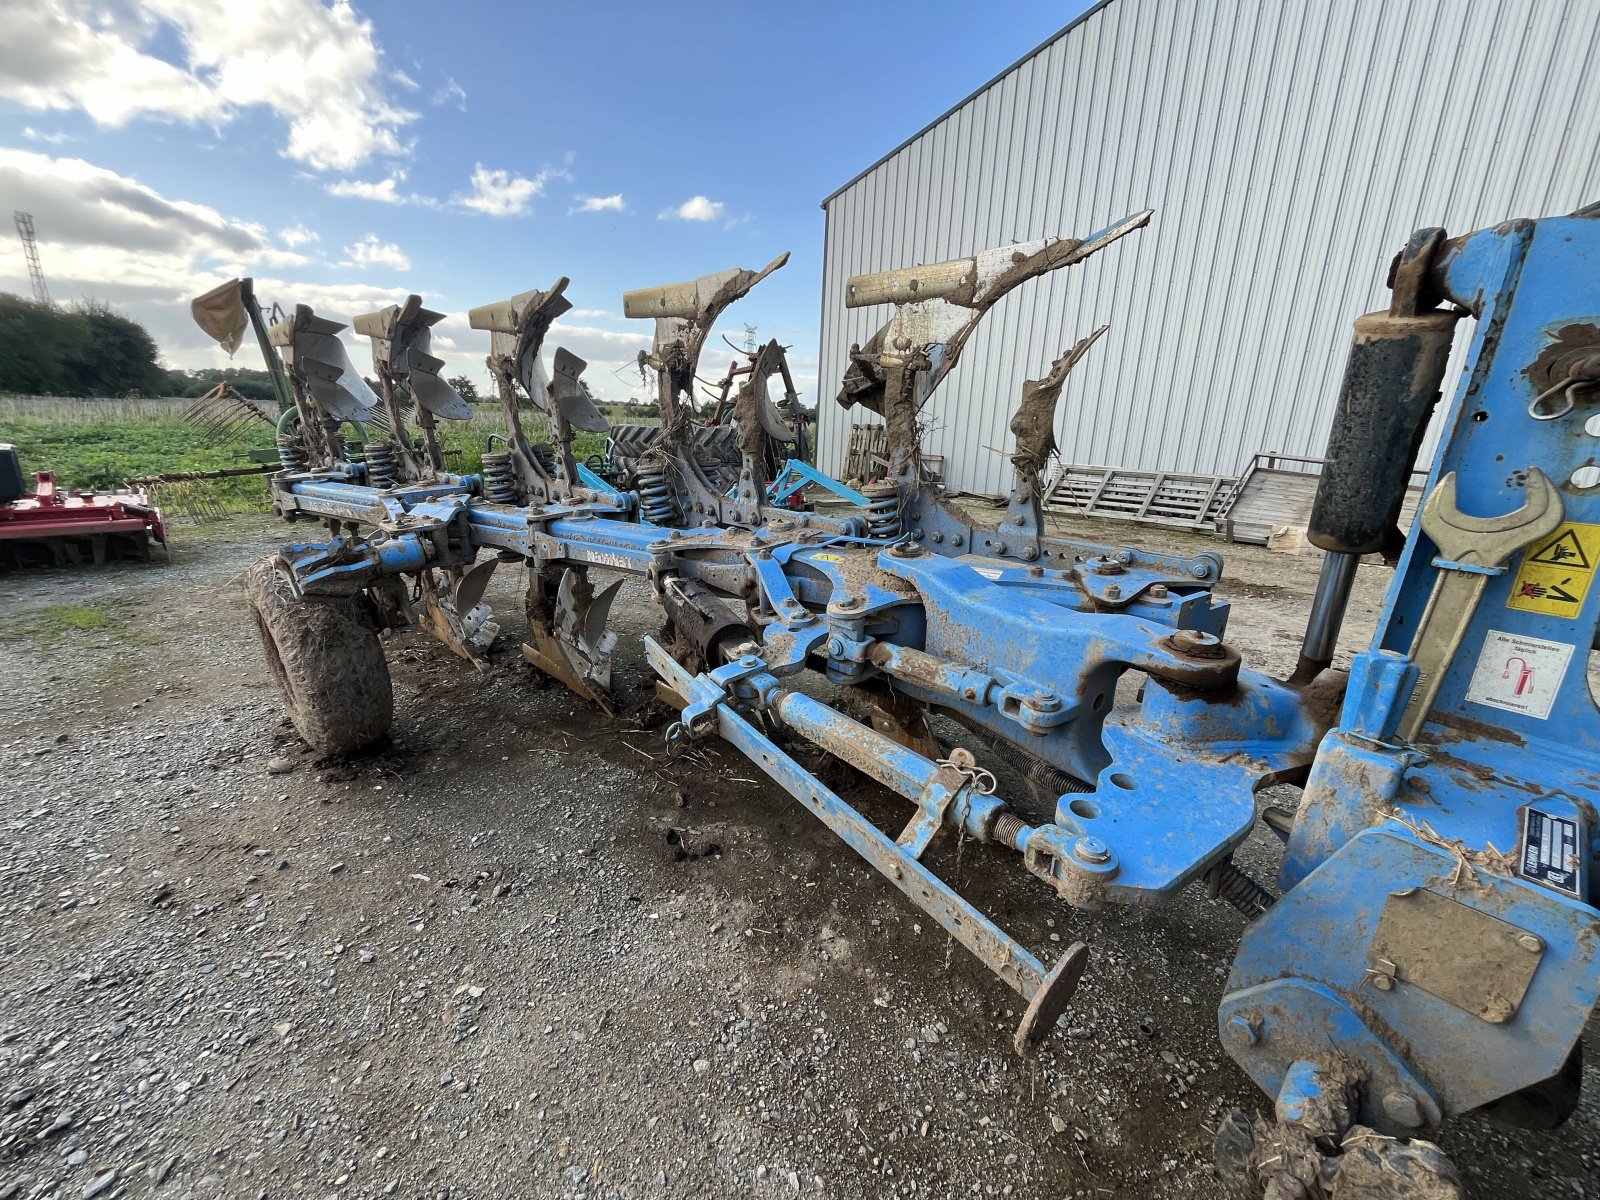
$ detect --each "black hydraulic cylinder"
[1308,308,1460,556]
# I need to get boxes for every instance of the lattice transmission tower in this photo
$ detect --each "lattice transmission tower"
[13,211,50,305]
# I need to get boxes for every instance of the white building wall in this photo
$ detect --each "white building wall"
[816,0,1600,495]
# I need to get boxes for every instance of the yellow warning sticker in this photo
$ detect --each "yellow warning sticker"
[811,552,845,563]
[1508,522,1600,617]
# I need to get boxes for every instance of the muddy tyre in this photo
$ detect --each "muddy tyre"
[243,556,393,755]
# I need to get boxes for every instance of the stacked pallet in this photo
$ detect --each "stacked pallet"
[841,423,888,483]
[1217,454,1425,547]
[1042,463,1237,530]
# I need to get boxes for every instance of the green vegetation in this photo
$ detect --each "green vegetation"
[2,397,614,510]
[3,404,279,503]
[0,295,167,397]
[165,366,278,402]
[0,603,126,650]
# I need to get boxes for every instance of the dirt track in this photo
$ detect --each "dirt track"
[0,513,1595,1200]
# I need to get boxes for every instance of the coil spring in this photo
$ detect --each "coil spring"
[365,440,397,489]
[1024,755,1094,803]
[1204,859,1276,917]
[864,484,901,539]
[638,461,678,525]
[533,445,558,476]
[482,450,517,503]
[276,434,308,474]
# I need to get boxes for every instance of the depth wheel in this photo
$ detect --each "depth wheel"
[243,555,394,755]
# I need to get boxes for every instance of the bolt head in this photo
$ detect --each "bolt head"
[1074,837,1111,865]
[1104,584,1122,599]
[1517,933,1544,953]
[739,655,760,669]
[1380,1091,1423,1129]
[1226,1014,1259,1046]
[1372,974,1395,991]
[1191,562,1210,579]
[1115,550,1133,564]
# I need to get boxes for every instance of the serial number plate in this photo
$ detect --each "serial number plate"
[1520,807,1582,898]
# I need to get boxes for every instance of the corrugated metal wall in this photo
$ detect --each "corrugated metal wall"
[816,0,1600,495]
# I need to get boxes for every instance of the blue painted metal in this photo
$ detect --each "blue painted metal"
[766,458,870,506]
[232,203,1600,1170]
[1227,207,1600,1144]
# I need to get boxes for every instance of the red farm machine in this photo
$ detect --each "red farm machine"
[0,442,166,569]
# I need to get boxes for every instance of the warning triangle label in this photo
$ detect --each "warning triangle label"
[1530,527,1592,569]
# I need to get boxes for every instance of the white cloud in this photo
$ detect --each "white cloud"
[659,195,724,222]
[325,172,410,204]
[340,234,410,271]
[569,193,624,215]
[280,223,319,248]
[0,147,264,260]
[431,76,467,111]
[391,68,420,91]
[0,0,415,171]
[21,126,73,145]
[456,163,567,217]
[569,308,611,319]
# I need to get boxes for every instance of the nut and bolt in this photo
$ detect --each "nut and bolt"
[1226,1014,1260,1047]
[1173,629,1222,653]
[1074,837,1112,865]
[1115,550,1133,564]
[1104,584,1122,600]
[1191,562,1211,579]
[1150,583,1169,598]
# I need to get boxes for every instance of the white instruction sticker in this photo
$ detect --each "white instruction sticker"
[1464,629,1574,720]
[970,565,1004,580]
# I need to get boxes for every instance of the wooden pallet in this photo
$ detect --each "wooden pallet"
[841,422,887,482]
[1042,463,1237,530]
[1217,453,1425,546]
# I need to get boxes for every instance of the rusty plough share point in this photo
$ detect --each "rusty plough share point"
[193,200,1600,1200]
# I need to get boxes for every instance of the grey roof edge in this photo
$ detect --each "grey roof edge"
[818,0,1118,208]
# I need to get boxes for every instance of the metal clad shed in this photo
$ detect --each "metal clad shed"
[815,0,1600,496]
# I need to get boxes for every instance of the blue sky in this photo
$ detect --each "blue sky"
[0,0,1090,403]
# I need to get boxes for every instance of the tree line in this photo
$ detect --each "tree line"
[0,293,767,417]
[0,294,170,397]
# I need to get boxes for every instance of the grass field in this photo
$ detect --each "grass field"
[0,395,615,519]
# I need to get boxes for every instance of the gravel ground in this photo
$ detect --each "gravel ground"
[0,513,1595,1200]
